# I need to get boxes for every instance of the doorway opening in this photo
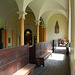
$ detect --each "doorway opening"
[24,29,32,45]
[0,28,3,49]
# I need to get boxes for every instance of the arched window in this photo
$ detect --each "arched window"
[55,21,59,34]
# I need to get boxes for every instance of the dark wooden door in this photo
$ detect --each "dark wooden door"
[0,29,3,49]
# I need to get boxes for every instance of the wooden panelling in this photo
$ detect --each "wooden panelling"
[0,45,29,75]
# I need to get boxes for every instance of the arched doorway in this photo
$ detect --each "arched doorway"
[24,29,32,45]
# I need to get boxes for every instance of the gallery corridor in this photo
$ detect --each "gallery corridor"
[34,48,71,75]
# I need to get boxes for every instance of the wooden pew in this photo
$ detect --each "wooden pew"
[38,50,52,67]
[12,64,35,75]
[0,45,35,75]
[29,41,52,66]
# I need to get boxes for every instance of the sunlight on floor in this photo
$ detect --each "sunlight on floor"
[55,47,66,50]
[48,53,65,61]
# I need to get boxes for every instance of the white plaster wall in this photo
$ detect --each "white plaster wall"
[47,14,68,41]
[13,28,17,47]
[74,0,75,61]
[16,12,37,45]
[5,12,37,47]
[6,29,17,48]
[70,0,74,75]
[4,12,42,47]
[7,29,12,48]
[24,12,37,40]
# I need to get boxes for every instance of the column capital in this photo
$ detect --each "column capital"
[35,20,41,25]
[17,11,27,19]
[41,24,47,28]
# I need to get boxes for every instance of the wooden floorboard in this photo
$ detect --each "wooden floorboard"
[34,48,71,75]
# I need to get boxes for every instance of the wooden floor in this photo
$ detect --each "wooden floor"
[34,48,71,75]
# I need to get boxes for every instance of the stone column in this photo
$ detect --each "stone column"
[43,27,47,41]
[36,25,39,43]
[17,11,27,46]
[42,24,47,42]
[20,18,24,45]
[35,20,41,43]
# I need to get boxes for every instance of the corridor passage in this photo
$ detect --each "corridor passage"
[34,47,71,75]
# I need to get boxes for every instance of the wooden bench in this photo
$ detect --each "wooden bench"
[38,50,52,67]
[12,64,35,75]
[0,45,30,75]
[29,41,52,65]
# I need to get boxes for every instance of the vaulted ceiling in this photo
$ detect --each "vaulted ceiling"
[0,0,68,28]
